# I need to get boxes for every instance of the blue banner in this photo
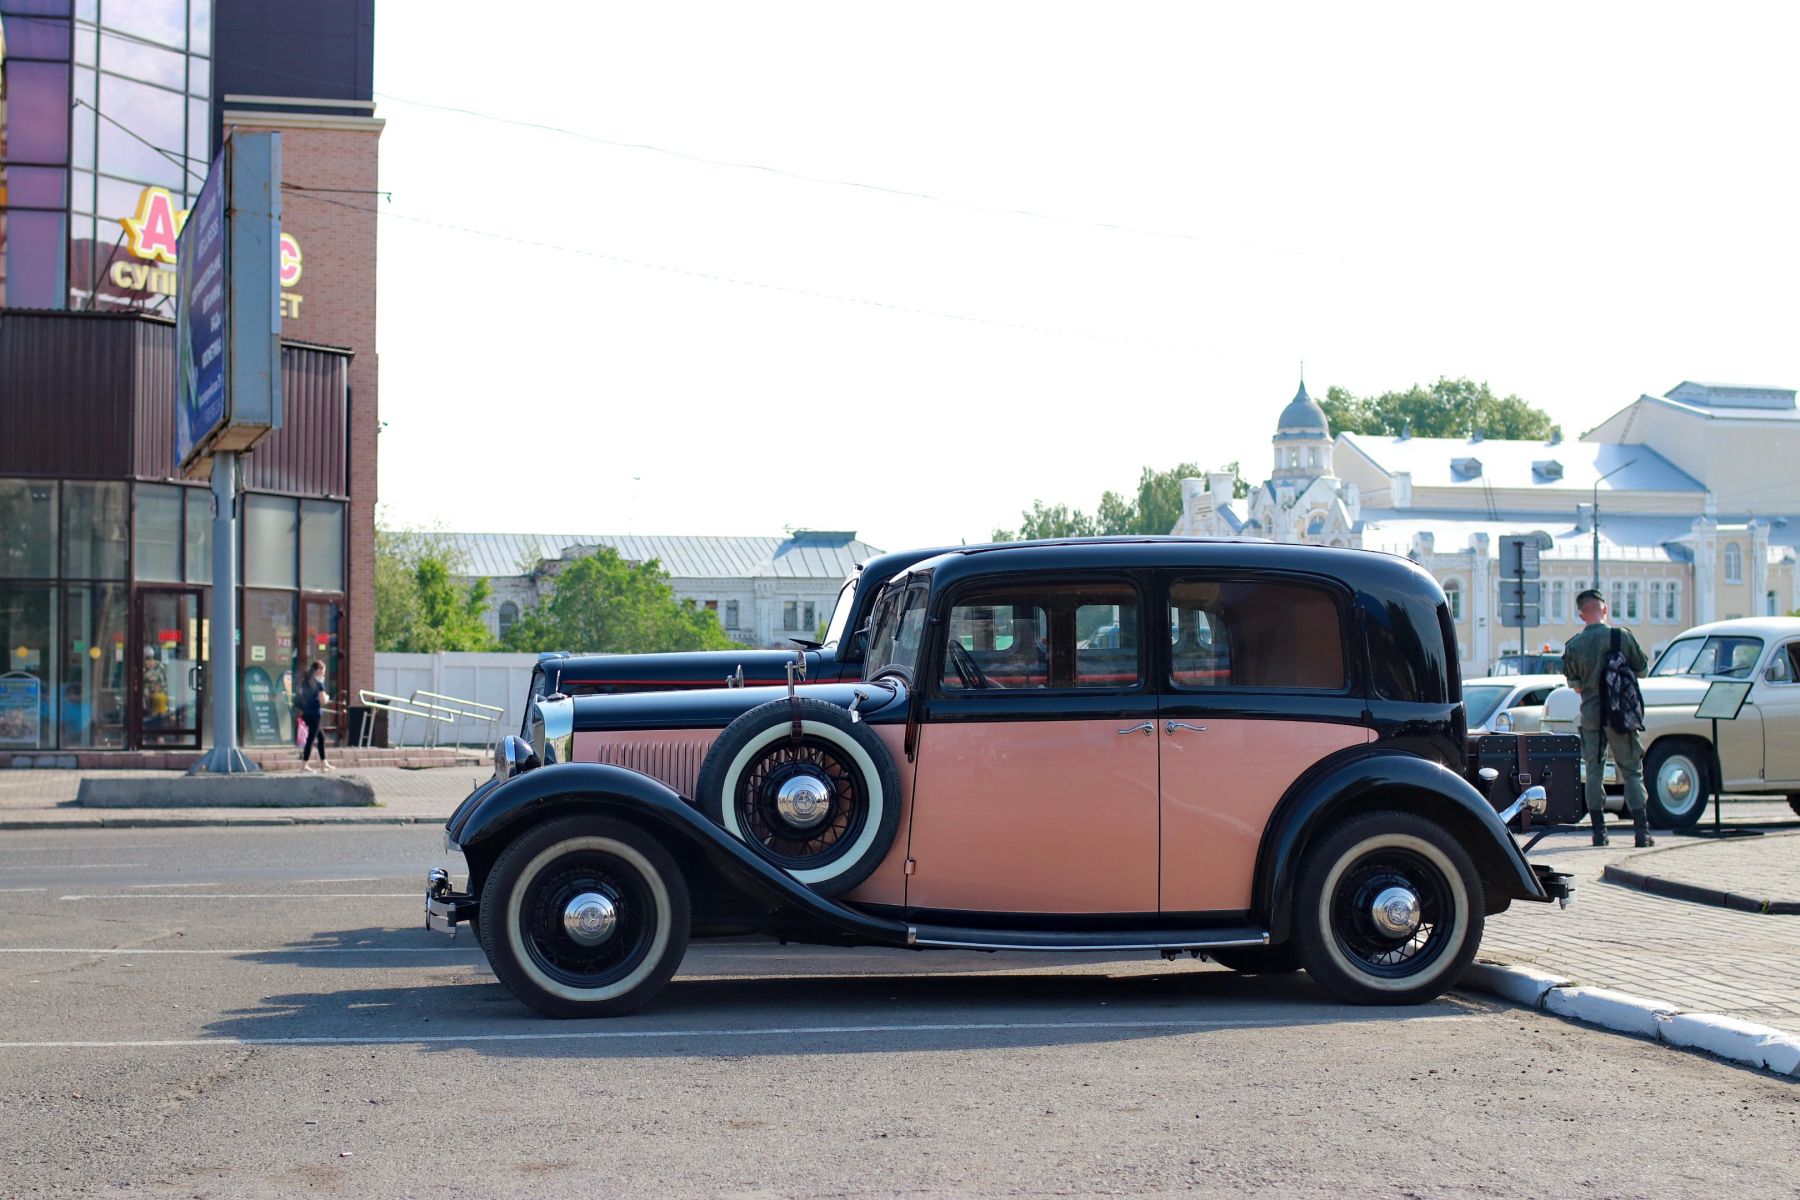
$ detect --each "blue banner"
[175,150,229,475]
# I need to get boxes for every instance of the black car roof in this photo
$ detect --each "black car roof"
[890,537,1440,601]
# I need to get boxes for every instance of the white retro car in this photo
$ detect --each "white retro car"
[1542,617,1800,827]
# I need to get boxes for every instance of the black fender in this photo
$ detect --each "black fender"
[446,762,913,948]
[1253,748,1547,942]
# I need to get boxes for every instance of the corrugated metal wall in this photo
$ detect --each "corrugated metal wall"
[243,345,349,497]
[1,310,349,496]
[0,311,137,478]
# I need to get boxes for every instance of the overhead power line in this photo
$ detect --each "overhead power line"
[278,186,1206,354]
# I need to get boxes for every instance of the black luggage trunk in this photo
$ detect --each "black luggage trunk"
[1466,733,1585,825]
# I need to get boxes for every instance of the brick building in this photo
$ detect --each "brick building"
[0,0,381,759]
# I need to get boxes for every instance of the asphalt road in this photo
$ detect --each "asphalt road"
[2,826,1797,1199]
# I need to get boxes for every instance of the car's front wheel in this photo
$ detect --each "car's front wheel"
[1645,741,1709,829]
[479,816,689,1018]
[1294,811,1484,1005]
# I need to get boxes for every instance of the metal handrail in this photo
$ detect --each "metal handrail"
[357,690,451,748]
[406,690,502,748]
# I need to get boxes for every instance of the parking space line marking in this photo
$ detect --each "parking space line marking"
[127,881,229,889]
[0,1012,1475,1050]
[0,947,478,955]
[59,893,415,901]
[2,863,147,871]
[0,887,47,893]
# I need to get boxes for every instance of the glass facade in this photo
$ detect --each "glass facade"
[1,0,214,311]
[0,477,342,751]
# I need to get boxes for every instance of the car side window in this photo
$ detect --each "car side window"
[941,583,1140,691]
[1524,687,1553,706]
[1169,577,1346,691]
[1768,642,1800,684]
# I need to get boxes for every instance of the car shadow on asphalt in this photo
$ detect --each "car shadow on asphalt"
[210,935,1479,1057]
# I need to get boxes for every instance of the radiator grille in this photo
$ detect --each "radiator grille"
[590,737,712,799]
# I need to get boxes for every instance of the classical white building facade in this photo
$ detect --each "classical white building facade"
[1174,380,1800,680]
[439,531,882,649]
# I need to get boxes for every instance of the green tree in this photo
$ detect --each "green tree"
[992,462,1247,541]
[375,529,495,652]
[1320,377,1560,441]
[503,547,741,654]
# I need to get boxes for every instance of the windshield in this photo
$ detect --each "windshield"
[1649,635,1764,679]
[823,573,859,649]
[1463,684,1513,728]
[862,584,928,682]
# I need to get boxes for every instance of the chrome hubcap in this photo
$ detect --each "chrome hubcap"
[774,774,833,829]
[1369,886,1422,938]
[1660,758,1696,808]
[561,891,619,946]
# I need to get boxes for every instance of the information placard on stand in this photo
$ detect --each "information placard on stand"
[1687,679,1761,839]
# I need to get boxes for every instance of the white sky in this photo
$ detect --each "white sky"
[370,1,1800,553]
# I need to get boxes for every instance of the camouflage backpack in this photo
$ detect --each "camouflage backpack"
[1601,628,1645,734]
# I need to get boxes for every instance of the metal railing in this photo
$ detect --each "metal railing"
[408,690,506,748]
[355,690,452,748]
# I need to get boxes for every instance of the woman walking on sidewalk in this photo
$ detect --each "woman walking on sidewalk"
[296,660,333,772]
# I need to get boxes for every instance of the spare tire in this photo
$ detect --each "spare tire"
[696,697,902,897]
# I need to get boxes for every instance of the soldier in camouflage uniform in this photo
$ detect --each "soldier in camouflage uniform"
[1562,588,1653,847]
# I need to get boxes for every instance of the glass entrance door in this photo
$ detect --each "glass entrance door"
[300,596,343,742]
[133,589,206,749]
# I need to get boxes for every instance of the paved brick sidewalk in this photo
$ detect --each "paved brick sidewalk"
[1604,833,1800,912]
[0,765,480,826]
[1483,823,1800,1038]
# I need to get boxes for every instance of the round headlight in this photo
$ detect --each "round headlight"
[1494,711,1513,732]
[494,733,538,782]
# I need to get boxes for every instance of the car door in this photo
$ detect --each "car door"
[905,577,1161,916]
[1157,573,1372,916]
[1754,638,1800,784]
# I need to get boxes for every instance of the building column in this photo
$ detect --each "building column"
[1470,533,1492,674]
[1750,520,1770,616]
[1692,518,1717,625]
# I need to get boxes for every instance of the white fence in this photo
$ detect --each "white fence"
[373,652,539,746]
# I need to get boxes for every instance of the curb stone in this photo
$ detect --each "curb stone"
[1459,960,1800,1078]
[1601,862,1800,915]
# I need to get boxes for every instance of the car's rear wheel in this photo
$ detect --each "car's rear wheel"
[1645,741,1709,829]
[697,697,901,897]
[1294,811,1484,1005]
[1208,944,1302,975]
[479,816,689,1018]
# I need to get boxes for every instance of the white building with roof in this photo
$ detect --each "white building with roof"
[438,531,883,648]
[1174,380,1799,679]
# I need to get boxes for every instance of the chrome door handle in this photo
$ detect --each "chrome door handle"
[1166,721,1208,734]
[1117,722,1154,736]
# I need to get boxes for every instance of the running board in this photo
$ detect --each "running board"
[908,924,1269,952]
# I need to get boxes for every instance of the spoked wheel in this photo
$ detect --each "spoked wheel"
[479,816,689,1018]
[698,698,901,896]
[1295,811,1484,1005]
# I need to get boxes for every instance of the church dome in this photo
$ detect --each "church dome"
[1276,380,1329,435]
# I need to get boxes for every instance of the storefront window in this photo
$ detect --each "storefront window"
[0,479,59,578]
[299,500,345,593]
[133,483,183,582]
[61,480,128,579]
[243,495,297,589]
[241,588,296,746]
[184,487,212,583]
[0,586,58,750]
[61,583,128,748]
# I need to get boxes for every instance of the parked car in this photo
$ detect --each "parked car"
[1462,674,1565,735]
[427,538,1569,1017]
[1542,616,1800,825]
[1489,651,1564,677]
[522,544,956,715]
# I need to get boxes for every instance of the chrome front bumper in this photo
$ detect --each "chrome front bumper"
[425,867,477,937]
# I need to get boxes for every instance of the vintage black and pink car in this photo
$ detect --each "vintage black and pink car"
[427,538,1570,1017]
